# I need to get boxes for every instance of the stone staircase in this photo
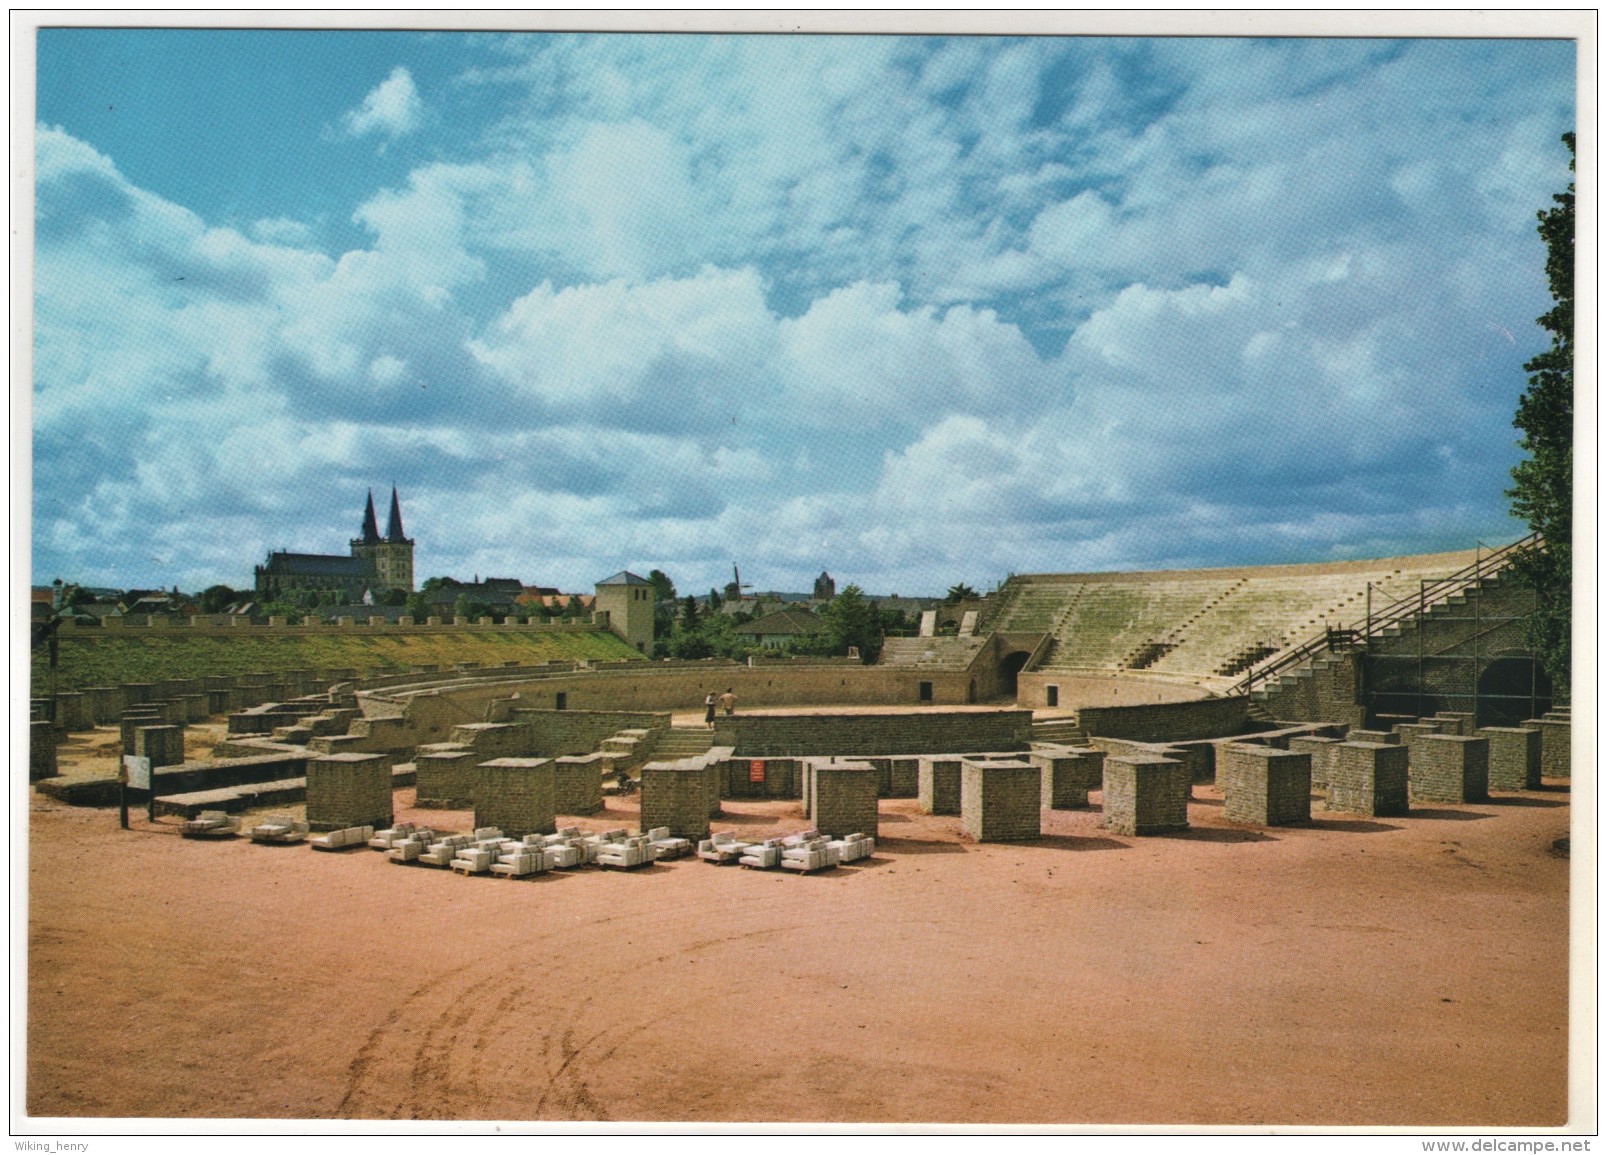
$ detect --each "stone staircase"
[651,727,716,760]
[1030,718,1091,746]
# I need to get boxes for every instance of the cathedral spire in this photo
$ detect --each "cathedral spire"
[386,485,408,543]
[359,490,381,545]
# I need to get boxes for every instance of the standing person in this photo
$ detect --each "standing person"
[719,687,736,716]
[704,691,716,729]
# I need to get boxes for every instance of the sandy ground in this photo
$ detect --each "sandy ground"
[25,763,1570,1127]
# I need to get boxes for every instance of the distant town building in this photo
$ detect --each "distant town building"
[255,487,415,602]
[735,608,826,649]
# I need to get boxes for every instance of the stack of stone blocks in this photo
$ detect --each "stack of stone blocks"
[1326,742,1409,817]
[1219,744,1311,826]
[306,752,393,833]
[1102,754,1189,836]
[960,758,1041,842]
[473,759,556,839]
[1409,735,1489,804]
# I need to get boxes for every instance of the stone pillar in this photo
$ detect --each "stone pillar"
[810,761,879,839]
[640,762,710,841]
[307,752,394,833]
[1287,736,1340,789]
[917,756,964,815]
[1032,747,1104,809]
[119,711,164,755]
[84,686,125,724]
[553,755,604,816]
[474,758,555,839]
[1326,742,1409,817]
[1344,729,1399,745]
[134,724,185,769]
[1409,735,1489,804]
[1219,744,1312,826]
[961,758,1041,841]
[1522,718,1570,779]
[414,751,479,810]
[181,693,210,723]
[121,683,154,706]
[1433,713,1475,735]
[1102,754,1189,836]
[53,692,92,732]
[30,720,57,781]
[1478,726,1542,791]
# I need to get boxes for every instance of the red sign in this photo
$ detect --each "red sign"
[748,759,766,783]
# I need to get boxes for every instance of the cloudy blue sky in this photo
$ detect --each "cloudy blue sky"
[29,26,1575,597]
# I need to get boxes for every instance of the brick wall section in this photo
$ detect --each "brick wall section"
[639,763,711,840]
[1409,735,1490,804]
[1102,754,1189,836]
[1033,747,1104,809]
[449,722,534,760]
[1219,744,1312,826]
[414,750,480,809]
[306,753,393,833]
[810,762,880,839]
[1478,726,1541,790]
[716,709,1031,757]
[1286,736,1340,788]
[1326,743,1410,817]
[1076,696,1249,742]
[134,725,185,768]
[721,757,802,800]
[511,709,671,757]
[961,759,1041,842]
[1522,718,1570,778]
[1256,651,1367,728]
[1434,713,1475,736]
[473,759,556,839]
[552,755,604,815]
[30,721,57,781]
[1346,729,1399,744]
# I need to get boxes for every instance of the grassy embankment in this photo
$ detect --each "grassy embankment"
[31,628,645,693]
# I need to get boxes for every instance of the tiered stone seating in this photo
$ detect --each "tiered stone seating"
[1038,580,1227,670]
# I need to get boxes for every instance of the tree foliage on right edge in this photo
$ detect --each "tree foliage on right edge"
[1506,131,1574,700]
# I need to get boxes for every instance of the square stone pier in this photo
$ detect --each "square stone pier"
[307,752,393,833]
[475,758,556,839]
[961,758,1041,842]
[134,724,185,769]
[1477,727,1542,791]
[917,756,964,816]
[1409,735,1489,804]
[1286,735,1340,789]
[1326,742,1409,817]
[414,750,478,810]
[1219,744,1311,826]
[1032,747,1104,810]
[810,761,879,839]
[640,762,711,841]
[1103,754,1189,836]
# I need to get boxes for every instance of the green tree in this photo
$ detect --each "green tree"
[681,594,701,630]
[945,583,979,603]
[648,569,677,603]
[1506,131,1574,699]
[820,585,880,662]
[377,587,409,606]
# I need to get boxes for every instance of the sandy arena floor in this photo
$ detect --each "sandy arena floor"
[24,756,1572,1128]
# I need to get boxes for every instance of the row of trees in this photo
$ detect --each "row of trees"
[654,584,919,663]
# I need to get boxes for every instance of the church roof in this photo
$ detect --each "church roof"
[734,608,825,636]
[596,570,651,586]
[260,552,372,577]
[385,486,409,543]
[357,491,381,545]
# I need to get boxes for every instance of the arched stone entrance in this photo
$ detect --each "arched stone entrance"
[998,651,1032,698]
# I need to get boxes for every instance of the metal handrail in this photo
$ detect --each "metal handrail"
[1231,532,1541,696]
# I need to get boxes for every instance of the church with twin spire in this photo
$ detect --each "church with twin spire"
[254,487,415,602]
